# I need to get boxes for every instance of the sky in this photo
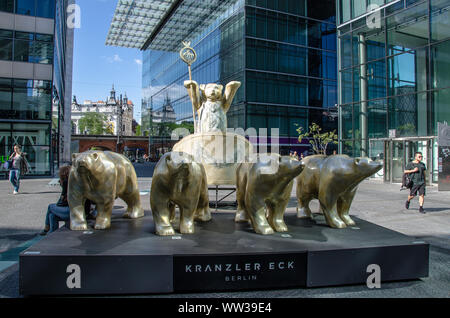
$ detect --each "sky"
[72,0,143,123]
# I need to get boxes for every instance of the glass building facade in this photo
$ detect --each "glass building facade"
[140,0,337,154]
[337,0,450,183]
[0,0,73,176]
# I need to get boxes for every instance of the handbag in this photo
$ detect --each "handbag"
[401,173,413,190]
[3,160,12,170]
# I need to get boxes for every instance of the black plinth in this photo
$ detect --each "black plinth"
[19,212,429,295]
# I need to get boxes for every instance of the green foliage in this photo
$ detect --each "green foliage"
[397,124,416,136]
[78,112,113,135]
[149,121,194,136]
[296,122,338,155]
[52,116,58,130]
[135,125,142,136]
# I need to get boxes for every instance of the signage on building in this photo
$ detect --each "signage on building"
[388,129,397,138]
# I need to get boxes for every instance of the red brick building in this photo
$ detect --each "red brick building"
[71,135,176,160]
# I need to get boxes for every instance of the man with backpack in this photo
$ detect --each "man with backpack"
[404,152,427,214]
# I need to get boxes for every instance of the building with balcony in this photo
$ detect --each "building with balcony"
[70,85,134,136]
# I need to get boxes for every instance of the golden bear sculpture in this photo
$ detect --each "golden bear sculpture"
[235,154,305,235]
[68,151,144,230]
[184,80,241,134]
[296,155,382,228]
[150,152,211,236]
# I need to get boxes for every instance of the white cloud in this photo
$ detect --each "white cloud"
[134,59,142,65]
[106,54,123,63]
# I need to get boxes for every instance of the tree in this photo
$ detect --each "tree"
[149,121,194,137]
[296,122,338,155]
[135,125,142,136]
[78,112,113,135]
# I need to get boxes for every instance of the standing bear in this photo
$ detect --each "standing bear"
[150,152,211,236]
[296,155,382,228]
[184,80,241,134]
[235,154,305,235]
[69,151,144,231]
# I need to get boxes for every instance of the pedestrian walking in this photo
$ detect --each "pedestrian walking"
[8,144,28,194]
[404,152,427,214]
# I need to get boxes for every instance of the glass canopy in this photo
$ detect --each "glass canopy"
[105,0,240,51]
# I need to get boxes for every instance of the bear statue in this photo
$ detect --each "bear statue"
[296,155,382,228]
[235,154,305,235]
[184,80,241,134]
[69,151,144,231]
[150,152,211,236]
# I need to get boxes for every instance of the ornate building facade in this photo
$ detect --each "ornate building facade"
[71,85,134,136]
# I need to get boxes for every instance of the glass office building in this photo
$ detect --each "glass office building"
[337,0,450,183]
[0,0,74,176]
[107,0,337,155]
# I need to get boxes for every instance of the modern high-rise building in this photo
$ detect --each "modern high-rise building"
[106,0,337,155]
[337,0,450,184]
[0,0,74,176]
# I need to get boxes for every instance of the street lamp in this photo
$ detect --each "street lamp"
[116,94,125,153]
[148,96,153,160]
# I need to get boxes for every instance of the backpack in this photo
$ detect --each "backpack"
[401,173,413,190]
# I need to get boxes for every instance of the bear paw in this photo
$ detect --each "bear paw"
[180,221,195,234]
[341,215,356,226]
[94,217,111,230]
[123,207,144,219]
[253,223,275,235]
[70,220,88,231]
[326,216,347,229]
[195,208,212,222]
[270,220,288,232]
[234,209,249,223]
[297,207,313,220]
[156,225,175,236]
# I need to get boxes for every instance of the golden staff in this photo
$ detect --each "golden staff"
[180,41,198,133]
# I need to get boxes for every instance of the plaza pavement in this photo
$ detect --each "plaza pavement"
[0,173,449,298]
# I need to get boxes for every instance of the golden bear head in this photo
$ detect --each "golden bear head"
[73,151,103,174]
[200,83,223,102]
[277,155,305,178]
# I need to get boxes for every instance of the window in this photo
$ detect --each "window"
[14,39,32,62]
[307,0,335,22]
[33,39,53,64]
[12,123,51,175]
[433,88,450,133]
[368,99,387,138]
[15,0,35,16]
[386,2,428,55]
[432,40,450,90]
[12,79,33,119]
[5,79,52,120]
[0,30,13,60]
[0,0,14,13]
[352,0,367,19]
[340,0,351,23]
[388,51,417,96]
[36,0,55,19]
[0,78,12,117]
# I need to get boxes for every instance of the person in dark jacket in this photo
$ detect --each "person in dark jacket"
[8,144,29,194]
[404,152,427,214]
[40,165,72,235]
